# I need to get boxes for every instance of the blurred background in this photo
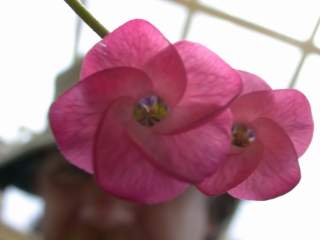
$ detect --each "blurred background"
[0,0,319,239]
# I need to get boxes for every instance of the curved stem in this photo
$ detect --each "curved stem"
[65,0,109,38]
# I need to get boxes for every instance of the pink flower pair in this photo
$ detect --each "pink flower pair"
[50,19,313,203]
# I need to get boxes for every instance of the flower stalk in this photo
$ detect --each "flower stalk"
[64,0,109,38]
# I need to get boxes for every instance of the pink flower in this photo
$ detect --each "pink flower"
[49,19,242,203]
[198,71,314,200]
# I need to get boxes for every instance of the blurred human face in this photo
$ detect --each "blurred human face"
[37,150,209,240]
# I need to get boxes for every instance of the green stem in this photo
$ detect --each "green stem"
[65,0,109,38]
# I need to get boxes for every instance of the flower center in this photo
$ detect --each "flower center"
[232,123,256,148]
[133,95,168,127]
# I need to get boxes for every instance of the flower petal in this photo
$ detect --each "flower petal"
[231,89,313,156]
[81,19,171,79]
[94,98,188,204]
[144,44,187,107]
[129,110,233,183]
[154,41,242,133]
[237,70,271,95]
[49,67,153,173]
[228,118,300,200]
[197,140,263,196]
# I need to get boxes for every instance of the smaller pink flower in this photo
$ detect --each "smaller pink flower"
[198,71,314,200]
[49,19,242,203]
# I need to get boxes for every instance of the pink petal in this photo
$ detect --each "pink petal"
[197,139,263,196]
[94,98,188,204]
[237,70,271,95]
[228,118,300,200]
[81,19,172,79]
[154,41,242,133]
[144,44,186,107]
[231,89,313,156]
[81,19,187,107]
[49,67,153,173]
[129,110,233,183]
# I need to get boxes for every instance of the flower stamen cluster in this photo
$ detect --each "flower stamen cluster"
[133,95,168,127]
[232,123,255,148]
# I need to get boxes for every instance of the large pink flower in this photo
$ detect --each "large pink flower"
[49,19,242,203]
[198,71,313,200]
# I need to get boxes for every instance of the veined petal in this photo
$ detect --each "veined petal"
[231,89,313,156]
[265,89,313,157]
[228,118,300,200]
[238,70,271,95]
[154,41,242,133]
[94,98,188,204]
[81,19,171,79]
[49,67,153,173]
[129,110,233,183]
[144,45,186,107]
[197,140,263,196]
